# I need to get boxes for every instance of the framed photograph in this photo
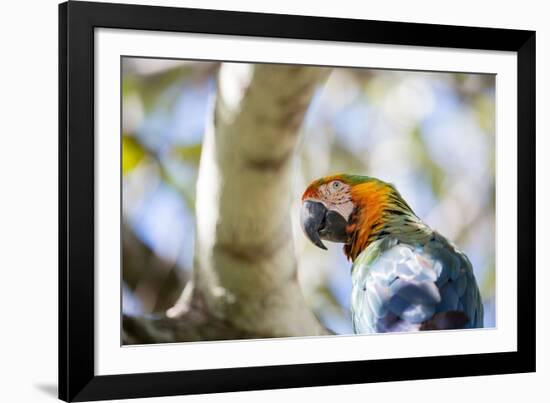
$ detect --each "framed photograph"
[59,1,535,401]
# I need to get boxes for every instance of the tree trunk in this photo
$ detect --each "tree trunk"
[124,63,331,344]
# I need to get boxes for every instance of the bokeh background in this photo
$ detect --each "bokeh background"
[122,57,496,334]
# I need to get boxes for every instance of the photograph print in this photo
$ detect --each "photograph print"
[121,57,495,345]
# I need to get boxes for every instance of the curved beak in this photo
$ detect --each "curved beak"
[301,200,349,251]
[301,200,328,250]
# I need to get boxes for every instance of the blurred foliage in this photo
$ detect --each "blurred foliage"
[172,144,202,166]
[122,57,496,332]
[122,135,147,175]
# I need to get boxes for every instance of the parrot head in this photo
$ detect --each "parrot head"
[300,174,419,260]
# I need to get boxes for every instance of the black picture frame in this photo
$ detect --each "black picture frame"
[59,1,536,401]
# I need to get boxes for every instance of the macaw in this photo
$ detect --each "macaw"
[300,174,483,333]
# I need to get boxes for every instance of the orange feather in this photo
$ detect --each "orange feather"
[346,181,391,260]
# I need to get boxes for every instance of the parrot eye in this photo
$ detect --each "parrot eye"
[331,181,342,191]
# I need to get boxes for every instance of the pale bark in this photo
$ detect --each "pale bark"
[124,63,331,344]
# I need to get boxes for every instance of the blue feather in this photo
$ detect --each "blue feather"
[351,234,484,333]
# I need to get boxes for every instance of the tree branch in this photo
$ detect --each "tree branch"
[124,63,331,343]
[122,222,187,313]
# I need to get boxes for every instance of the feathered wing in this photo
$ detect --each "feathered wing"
[351,234,484,333]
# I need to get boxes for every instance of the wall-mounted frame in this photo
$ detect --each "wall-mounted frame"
[59,1,535,401]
